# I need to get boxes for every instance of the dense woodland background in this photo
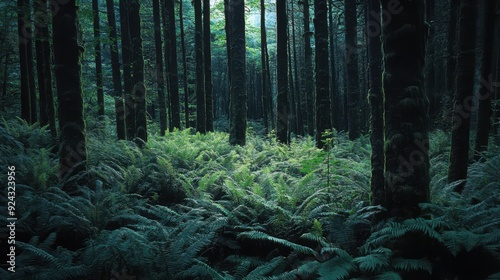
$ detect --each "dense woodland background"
[0,0,500,279]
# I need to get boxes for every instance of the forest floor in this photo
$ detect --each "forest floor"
[0,118,499,279]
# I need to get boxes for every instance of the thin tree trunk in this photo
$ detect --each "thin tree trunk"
[166,0,180,130]
[287,20,297,139]
[446,0,459,102]
[120,0,134,140]
[291,1,304,136]
[277,0,289,144]
[382,0,429,218]
[204,0,214,131]
[228,0,247,146]
[129,0,146,145]
[179,0,190,128]
[106,0,125,139]
[448,0,477,191]
[18,0,33,123]
[367,0,384,207]
[153,0,166,135]
[303,0,314,136]
[93,0,104,117]
[328,0,339,131]
[314,0,331,149]
[474,0,495,159]
[195,0,206,133]
[53,0,87,190]
[345,0,360,140]
[260,0,269,134]
[35,0,47,126]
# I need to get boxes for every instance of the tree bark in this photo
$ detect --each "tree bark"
[153,0,166,135]
[106,0,125,139]
[129,0,147,145]
[382,0,429,218]
[314,0,332,149]
[303,0,314,136]
[228,0,247,146]
[92,0,104,117]
[179,0,190,128]
[474,0,495,159]
[260,0,270,134]
[204,0,214,132]
[345,0,360,140]
[53,0,87,190]
[448,0,477,191]
[367,0,384,207]
[277,0,289,144]
[195,0,206,133]
[166,0,180,131]
[119,0,134,140]
[18,0,34,123]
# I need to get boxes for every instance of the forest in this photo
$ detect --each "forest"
[0,0,499,279]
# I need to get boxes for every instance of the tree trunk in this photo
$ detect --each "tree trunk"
[204,0,214,131]
[345,0,360,140]
[474,0,495,159]
[179,0,190,128]
[446,0,459,102]
[92,0,104,117]
[448,0,477,191]
[277,0,289,144]
[18,0,34,123]
[106,0,125,139]
[314,0,331,149]
[367,0,384,207]
[153,0,166,135]
[166,0,180,131]
[328,0,339,131]
[228,0,247,146]
[53,0,87,191]
[291,1,304,136]
[260,0,269,134]
[119,0,134,140]
[382,0,429,218]
[303,0,314,136]
[425,0,436,123]
[287,21,296,139]
[195,0,206,133]
[129,0,146,145]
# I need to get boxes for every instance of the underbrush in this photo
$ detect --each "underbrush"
[0,119,498,279]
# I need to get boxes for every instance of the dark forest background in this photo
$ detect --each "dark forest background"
[0,0,499,279]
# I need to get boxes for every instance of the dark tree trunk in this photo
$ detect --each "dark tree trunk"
[204,0,214,131]
[106,0,125,140]
[18,0,34,123]
[153,0,166,135]
[129,0,147,145]
[328,0,339,131]
[119,0,134,140]
[92,0,104,117]
[228,0,247,146]
[367,0,384,207]
[345,0,360,140]
[474,0,495,159]
[277,0,289,144]
[53,0,87,190]
[446,0,459,103]
[425,0,436,123]
[314,0,331,149]
[166,0,180,131]
[382,0,429,218]
[303,0,314,136]
[179,0,190,128]
[27,7,37,125]
[291,1,304,136]
[195,0,206,133]
[448,0,477,191]
[287,22,296,139]
[260,0,270,134]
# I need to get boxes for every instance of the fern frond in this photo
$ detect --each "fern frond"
[238,231,316,255]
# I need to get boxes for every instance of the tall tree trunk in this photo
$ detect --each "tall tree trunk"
[119,0,134,140]
[425,0,436,123]
[260,0,269,134]
[328,0,339,131]
[18,0,34,123]
[345,0,360,140]
[92,0,104,117]
[153,0,166,135]
[27,3,37,124]
[204,0,214,131]
[34,0,48,126]
[166,0,180,130]
[303,0,314,135]
[129,0,147,145]
[291,1,304,136]
[195,0,206,133]
[448,0,477,191]
[106,0,125,139]
[474,0,495,159]
[446,0,459,103]
[287,21,297,139]
[382,0,429,218]
[367,0,384,207]
[228,0,247,145]
[277,0,289,144]
[53,0,87,190]
[314,0,331,149]
[179,0,190,128]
